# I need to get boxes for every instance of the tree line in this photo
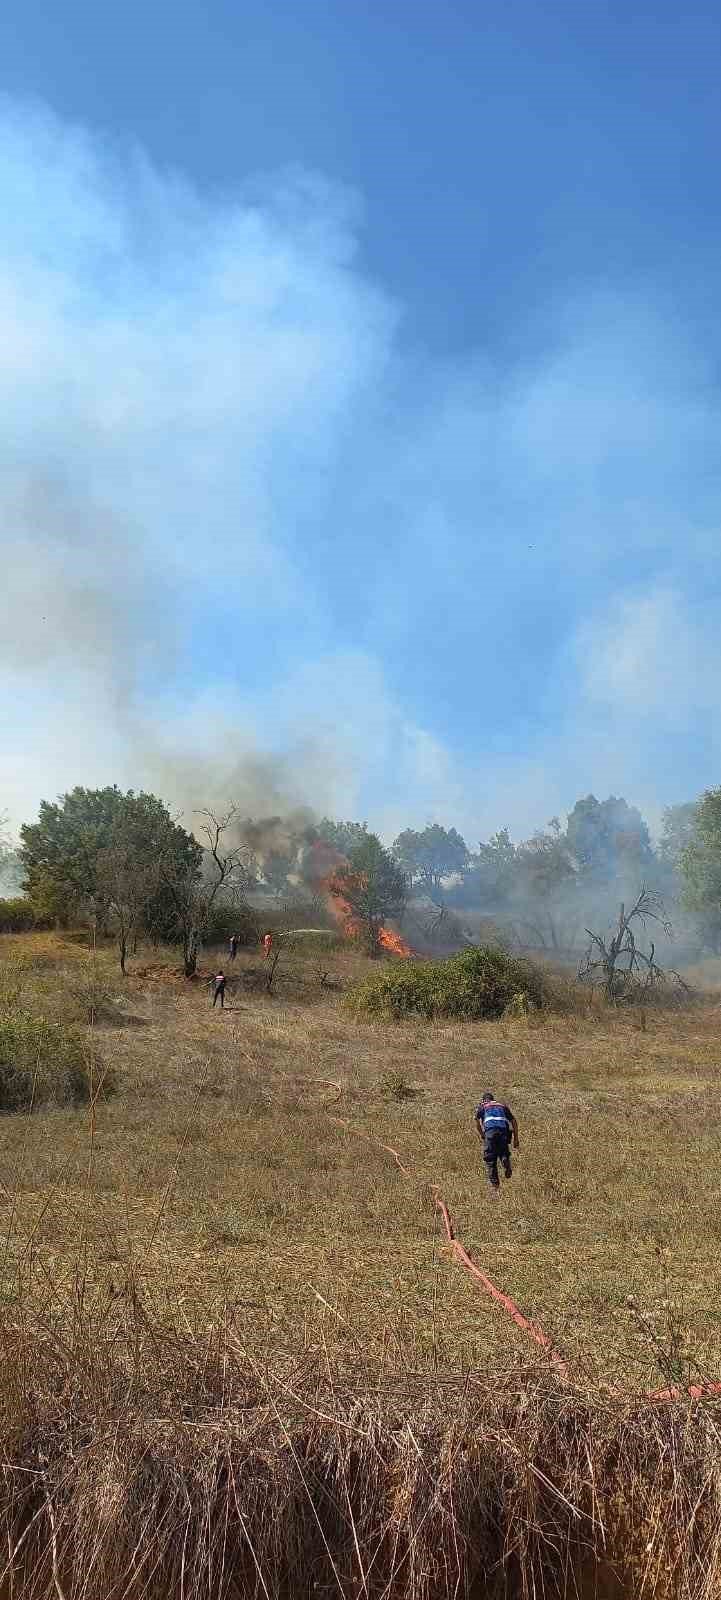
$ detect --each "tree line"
[390,796,721,954]
[3,783,721,966]
[0,788,408,968]
[317,795,721,955]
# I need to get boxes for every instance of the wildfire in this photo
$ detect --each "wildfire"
[302,838,413,958]
[323,878,413,959]
[378,925,413,958]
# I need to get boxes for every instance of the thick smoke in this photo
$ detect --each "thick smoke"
[3,98,721,846]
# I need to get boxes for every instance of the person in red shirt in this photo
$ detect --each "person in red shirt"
[262,932,273,959]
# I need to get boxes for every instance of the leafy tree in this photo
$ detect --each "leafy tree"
[392,824,469,899]
[327,833,407,955]
[679,788,721,951]
[20,786,128,926]
[447,828,517,910]
[262,849,297,898]
[20,786,200,942]
[565,795,653,884]
[510,827,578,950]
[475,829,518,903]
[96,793,185,973]
[97,842,156,973]
[659,802,699,869]
[315,818,371,858]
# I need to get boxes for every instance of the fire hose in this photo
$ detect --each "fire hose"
[330,1116,721,1404]
[246,1053,721,1404]
[432,1189,569,1379]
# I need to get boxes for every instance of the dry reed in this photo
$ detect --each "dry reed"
[1,1291,721,1600]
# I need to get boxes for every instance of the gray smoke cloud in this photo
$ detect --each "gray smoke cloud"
[0,99,389,832]
[3,96,721,852]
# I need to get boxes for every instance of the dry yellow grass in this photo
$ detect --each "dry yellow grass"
[1,930,720,1393]
[2,931,721,1598]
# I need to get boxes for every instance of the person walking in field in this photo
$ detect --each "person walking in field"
[262,931,273,959]
[475,1091,519,1191]
[211,970,227,1009]
[229,934,238,961]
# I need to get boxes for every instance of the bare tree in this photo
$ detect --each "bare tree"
[160,805,253,977]
[97,841,159,974]
[578,886,688,1004]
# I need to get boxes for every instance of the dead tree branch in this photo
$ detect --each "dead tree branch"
[577,886,689,1005]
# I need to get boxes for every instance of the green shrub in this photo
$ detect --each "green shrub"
[282,930,342,956]
[503,990,532,1019]
[60,964,124,1025]
[0,957,30,1009]
[0,1015,99,1111]
[0,897,37,933]
[347,944,550,1022]
[203,902,259,947]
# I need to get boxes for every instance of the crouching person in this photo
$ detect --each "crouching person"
[475,1090,519,1190]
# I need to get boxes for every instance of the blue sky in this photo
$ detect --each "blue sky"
[2,1,721,841]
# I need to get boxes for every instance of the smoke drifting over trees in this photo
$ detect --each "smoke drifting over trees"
[7,97,721,864]
[5,772,721,971]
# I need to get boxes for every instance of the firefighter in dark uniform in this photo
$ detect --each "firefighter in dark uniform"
[474,1090,519,1190]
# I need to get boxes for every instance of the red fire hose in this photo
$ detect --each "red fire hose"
[330,1115,721,1403]
[327,1115,412,1177]
[433,1190,569,1379]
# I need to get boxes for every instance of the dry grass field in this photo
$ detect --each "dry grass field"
[2,930,721,1597]
[2,929,720,1392]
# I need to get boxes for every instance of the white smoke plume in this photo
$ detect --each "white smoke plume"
[3,96,721,846]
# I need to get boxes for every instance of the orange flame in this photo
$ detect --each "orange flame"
[323,872,413,959]
[378,925,413,958]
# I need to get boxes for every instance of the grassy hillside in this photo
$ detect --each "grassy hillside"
[0,930,719,1390]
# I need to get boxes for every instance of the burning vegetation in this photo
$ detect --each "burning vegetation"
[302,833,413,958]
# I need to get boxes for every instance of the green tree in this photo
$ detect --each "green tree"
[262,849,296,898]
[510,827,578,950]
[565,795,653,883]
[680,789,721,951]
[315,818,371,858]
[96,793,194,972]
[659,802,699,869]
[447,828,517,910]
[20,786,134,927]
[474,829,517,902]
[328,833,407,955]
[392,824,469,900]
[20,786,200,941]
